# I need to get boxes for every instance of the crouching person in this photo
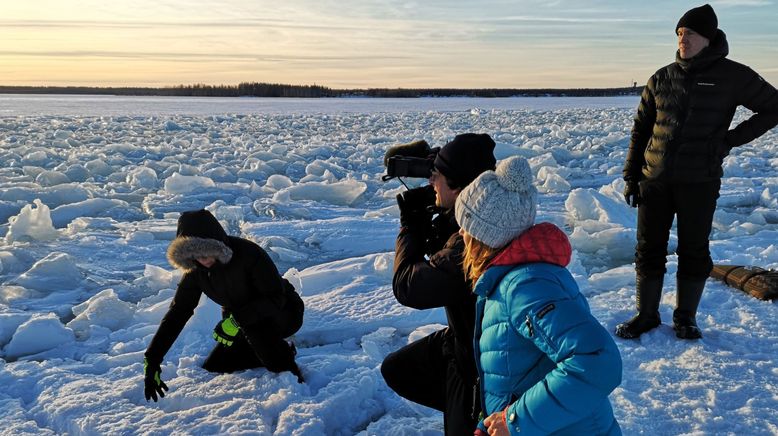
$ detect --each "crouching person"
[456,157,622,435]
[142,209,304,402]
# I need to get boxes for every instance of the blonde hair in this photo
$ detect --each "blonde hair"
[462,234,501,284]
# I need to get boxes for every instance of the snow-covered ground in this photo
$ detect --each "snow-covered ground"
[1,95,776,435]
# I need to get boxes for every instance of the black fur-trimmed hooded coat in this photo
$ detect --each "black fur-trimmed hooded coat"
[144,209,303,364]
[623,30,778,183]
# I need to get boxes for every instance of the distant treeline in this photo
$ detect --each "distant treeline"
[352,87,641,98]
[0,83,332,98]
[0,82,641,98]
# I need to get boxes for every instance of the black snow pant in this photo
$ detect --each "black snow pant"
[380,329,478,436]
[635,179,721,280]
[203,291,304,374]
[202,332,264,373]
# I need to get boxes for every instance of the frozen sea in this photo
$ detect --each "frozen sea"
[0,94,776,435]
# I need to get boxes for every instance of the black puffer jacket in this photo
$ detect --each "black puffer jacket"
[624,30,778,183]
[393,210,477,381]
[145,209,303,364]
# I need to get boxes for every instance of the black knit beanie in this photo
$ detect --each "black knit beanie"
[676,4,718,41]
[433,133,496,188]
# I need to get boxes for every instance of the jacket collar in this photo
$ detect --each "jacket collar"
[473,264,516,298]
[489,222,571,268]
[676,29,729,73]
[472,222,572,298]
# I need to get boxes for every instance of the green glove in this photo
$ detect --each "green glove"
[143,358,169,402]
[213,314,240,346]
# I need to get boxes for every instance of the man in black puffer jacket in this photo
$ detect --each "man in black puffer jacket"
[617,4,778,340]
[381,133,496,435]
[142,209,304,402]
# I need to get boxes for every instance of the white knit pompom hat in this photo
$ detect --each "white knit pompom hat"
[455,156,537,248]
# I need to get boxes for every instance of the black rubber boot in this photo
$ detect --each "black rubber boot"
[615,276,663,339]
[673,278,705,339]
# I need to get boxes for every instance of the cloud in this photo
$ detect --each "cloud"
[488,15,657,24]
[0,50,408,63]
[0,18,365,32]
[712,0,773,6]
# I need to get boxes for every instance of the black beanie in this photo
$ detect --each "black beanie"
[433,133,496,188]
[676,4,718,41]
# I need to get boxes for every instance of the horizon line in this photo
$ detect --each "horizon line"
[0,83,641,92]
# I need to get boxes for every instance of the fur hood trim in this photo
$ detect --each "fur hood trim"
[167,236,233,272]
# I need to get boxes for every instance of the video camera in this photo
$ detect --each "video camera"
[386,155,434,180]
[382,140,439,182]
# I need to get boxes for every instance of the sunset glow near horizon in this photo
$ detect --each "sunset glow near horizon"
[2,0,777,89]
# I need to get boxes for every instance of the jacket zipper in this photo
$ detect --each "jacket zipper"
[525,315,534,337]
[668,71,697,179]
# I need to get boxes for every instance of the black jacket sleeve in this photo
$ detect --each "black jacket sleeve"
[727,68,778,147]
[623,75,657,182]
[392,225,470,309]
[144,274,202,364]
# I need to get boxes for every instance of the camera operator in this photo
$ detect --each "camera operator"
[381,133,497,435]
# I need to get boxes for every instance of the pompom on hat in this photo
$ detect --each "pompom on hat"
[676,4,718,41]
[455,156,537,249]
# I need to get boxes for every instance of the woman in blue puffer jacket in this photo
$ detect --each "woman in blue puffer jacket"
[455,156,622,435]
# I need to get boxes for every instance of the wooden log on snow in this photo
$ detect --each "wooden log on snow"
[710,264,778,301]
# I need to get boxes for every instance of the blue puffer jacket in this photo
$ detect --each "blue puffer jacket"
[473,223,622,435]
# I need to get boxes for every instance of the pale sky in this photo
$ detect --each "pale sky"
[1,0,777,89]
